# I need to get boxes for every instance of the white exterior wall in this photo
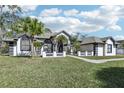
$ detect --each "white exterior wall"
[97,44,103,56]
[104,39,116,56]
[17,38,21,55]
[13,45,17,56]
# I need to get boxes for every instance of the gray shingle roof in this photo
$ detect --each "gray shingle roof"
[116,40,124,44]
[16,33,30,38]
[81,36,104,45]
[34,30,70,39]
[2,38,15,42]
[2,29,71,41]
[53,30,71,38]
[116,40,124,43]
[34,33,52,39]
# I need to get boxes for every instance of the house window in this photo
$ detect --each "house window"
[20,36,31,51]
[43,39,54,53]
[107,44,112,53]
[9,42,14,46]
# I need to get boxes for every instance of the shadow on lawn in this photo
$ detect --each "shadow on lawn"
[96,67,124,88]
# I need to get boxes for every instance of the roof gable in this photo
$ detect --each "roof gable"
[101,36,115,43]
[54,30,71,39]
[17,33,30,38]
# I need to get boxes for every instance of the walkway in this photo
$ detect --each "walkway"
[68,55,124,63]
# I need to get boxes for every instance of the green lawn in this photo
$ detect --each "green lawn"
[82,55,124,60]
[0,56,124,88]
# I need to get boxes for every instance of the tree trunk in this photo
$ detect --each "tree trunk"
[31,37,35,56]
[0,6,3,33]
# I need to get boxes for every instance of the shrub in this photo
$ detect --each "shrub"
[33,41,42,48]
[0,43,9,55]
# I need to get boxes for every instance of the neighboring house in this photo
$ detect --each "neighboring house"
[2,30,71,57]
[78,36,117,56]
[116,40,124,55]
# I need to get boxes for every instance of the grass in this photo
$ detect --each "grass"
[82,55,124,60]
[0,56,124,87]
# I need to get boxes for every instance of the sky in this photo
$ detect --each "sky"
[20,5,124,40]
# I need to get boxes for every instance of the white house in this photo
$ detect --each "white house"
[78,36,117,56]
[2,30,71,57]
[2,29,118,57]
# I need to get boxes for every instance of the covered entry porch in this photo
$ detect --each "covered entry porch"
[41,38,69,57]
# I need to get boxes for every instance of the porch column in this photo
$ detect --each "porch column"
[85,51,88,56]
[53,51,57,57]
[41,46,43,55]
[70,47,73,55]
[63,51,66,57]
[91,51,93,56]
[78,51,81,56]
[55,44,58,52]
[42,51,46,57]
[13,46,17,56]
[53,44,57,57]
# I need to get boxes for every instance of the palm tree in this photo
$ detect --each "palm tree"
[70,32,88,54]
[8,17,45,56]
[70,37,80,54]
[33,41,43,56]
[28,18,45,55]
[56,35,68,44]
[55,35,68,52]
[45,28,52,33]
[70,33,81,54]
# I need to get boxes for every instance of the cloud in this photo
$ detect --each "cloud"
[64,9,79,16]
[99,5,121,16]
[79,6,122,31]
[40,8,62,17]
[38,16,80,33]
[19,5,38,16]
[30,15,37,19]
[107,25,122,31]
[38,7,105,33]
[80,10,99,18]
[20,5,38,13]
[114,35,124,40]
[77,22,103,32]
[38,16,103,34]
[37,6,124,34]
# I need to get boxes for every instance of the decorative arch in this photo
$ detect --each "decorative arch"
[56,33,70,45]
[55,35,69,53]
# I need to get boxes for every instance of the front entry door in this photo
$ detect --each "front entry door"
[57,42,63,53]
